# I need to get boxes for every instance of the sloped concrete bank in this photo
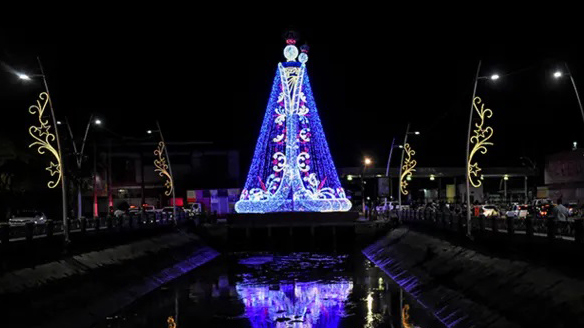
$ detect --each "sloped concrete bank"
[0,232,219,328]
[363,227,584,327]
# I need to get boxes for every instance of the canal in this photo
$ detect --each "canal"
[94,251,444,327]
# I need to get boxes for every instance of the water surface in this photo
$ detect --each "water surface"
[95,252,442,327]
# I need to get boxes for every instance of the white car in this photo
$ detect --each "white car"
[9,211,47,226]
[506,204,528,218]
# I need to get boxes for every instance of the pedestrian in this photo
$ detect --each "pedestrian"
[552,200,569,222]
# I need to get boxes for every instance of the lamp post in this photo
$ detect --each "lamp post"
[151,121,176,221]
[554,63,584,130]
[362,157,372,217]
[20,57,69,243]
[62,116,101,219]
[398,123,419,210]
[465,60,497,237]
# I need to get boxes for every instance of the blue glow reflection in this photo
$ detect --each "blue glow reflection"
[236,281,353,327]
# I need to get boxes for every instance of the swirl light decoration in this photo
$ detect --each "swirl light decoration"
[467,97,494,187]
[167,317,176,328]
[400,143,417,195]
[402,304,413,328]
[28,92,62,188]
[154,141,173,196]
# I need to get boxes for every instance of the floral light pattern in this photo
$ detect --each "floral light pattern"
[468,97,494,187]
[28,92,62,188]
[400,143,417,195]
[154,141,174,196]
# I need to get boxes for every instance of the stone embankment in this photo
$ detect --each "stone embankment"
[364,227,584,327]
[0,232,219,328]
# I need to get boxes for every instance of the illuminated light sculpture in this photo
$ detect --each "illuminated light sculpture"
[154,141,173,196]
[28,92,62,188]
[467,97,494,188]
[236,281,353,327]
[399,143,416,195]
[235,36,351,213]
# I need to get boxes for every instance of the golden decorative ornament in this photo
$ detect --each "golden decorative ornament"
[468,97,494,187]
[28,92,62,188]
[167,316,176,328]
[402,304,413,328]
[400,143,417,195]
[154,141,174,196]
[284,66,301,91]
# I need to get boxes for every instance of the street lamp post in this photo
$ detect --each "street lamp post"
[362,157,372,218]
[398,123,419,210]
[22,57,70,243]
[465,60,497,237]
[152,121,176,221]
[63,115,101,219]
[385,137,397,205]
[555,63,584,130]
[465,61,482,237]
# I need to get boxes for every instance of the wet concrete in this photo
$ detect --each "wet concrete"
[364,227,584,327]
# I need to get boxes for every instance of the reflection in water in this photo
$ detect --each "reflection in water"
[365,292,374,326]
[236,282,353,327]
[402,305,412,328]
[166,316,176,328]
[96,253,443,328]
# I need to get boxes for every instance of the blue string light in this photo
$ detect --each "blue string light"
[236,60,351,213]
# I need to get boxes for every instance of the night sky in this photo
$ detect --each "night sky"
[1,19,583,177]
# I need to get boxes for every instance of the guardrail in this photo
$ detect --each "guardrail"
[395,209,584,243]
[0,211,193,246]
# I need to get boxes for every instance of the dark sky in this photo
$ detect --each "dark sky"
[1,18,583,173]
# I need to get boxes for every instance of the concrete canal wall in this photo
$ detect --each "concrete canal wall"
[0,232,219,328]
[364,227,584,327]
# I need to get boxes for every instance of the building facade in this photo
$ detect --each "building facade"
[85,140,240,216]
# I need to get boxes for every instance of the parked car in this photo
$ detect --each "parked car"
[532,198,552,216]
[128,205,159,216]
[162,206,184,217]
[9,210,47,226]
[185,203,203,215]
[506,204,529,218]
[480,205,500,217]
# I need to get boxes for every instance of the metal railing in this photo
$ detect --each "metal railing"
[0,211,192,246]
[395,209,584,243]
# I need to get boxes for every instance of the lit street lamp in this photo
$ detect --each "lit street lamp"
[19,57,69,243]
[362,157,372,217]
[61,115,102,219]
[552,63,584,133]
